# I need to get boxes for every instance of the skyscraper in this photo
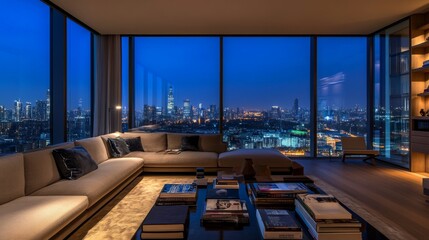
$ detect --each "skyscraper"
[167,85,174,115]
[25,102,32,119]
[0,105,4,121]
[35,100,47,121]
[183,99,191,119]
[46,89,50,119]
[14,99,22,122]
[293,98,299,115]
[271,106,281,119]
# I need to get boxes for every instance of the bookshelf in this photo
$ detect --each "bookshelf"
[410,13,429,172]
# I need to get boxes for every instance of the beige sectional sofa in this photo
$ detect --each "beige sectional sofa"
[0,132,293,240]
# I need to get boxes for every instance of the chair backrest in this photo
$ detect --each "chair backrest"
[341,137,367,150]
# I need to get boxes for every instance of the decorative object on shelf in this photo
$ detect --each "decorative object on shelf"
[420,109,426,116]
[425,86,429,93]
[423,59,429,68]
[426,110,429,116]
[240,158,256,180]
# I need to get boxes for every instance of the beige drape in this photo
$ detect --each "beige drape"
[93,35,122,136]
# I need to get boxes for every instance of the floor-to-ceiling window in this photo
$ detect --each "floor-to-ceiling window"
[133,37,220,133]
[0,0,50,154]
[122,36,129,132]
[373,21,410,168]
[317,37,368,157]
[223,37,311,155]
[67,19,92,141]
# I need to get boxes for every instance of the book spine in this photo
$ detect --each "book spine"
[295,200,317,230]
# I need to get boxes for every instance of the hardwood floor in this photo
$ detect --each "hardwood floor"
[294,158,429,240]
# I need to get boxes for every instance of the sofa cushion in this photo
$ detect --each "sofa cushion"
[52,146,98,180]
[122,132,167,152]
[199,134,227,153]
[181,135,200,151]
[75,136,109,164]
[167,133,192,149]
[107,137,131,157]
[0,195,88,240]
[31,157,144,207]
[167,133,226,153]
[125,137,144,152]
[0,153,25,205]
[126,151,217,167]
[24,142,75,195]
[218,149,292,168]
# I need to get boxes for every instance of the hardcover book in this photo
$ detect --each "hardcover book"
[213,179,239,189]
[296,194,352,220]
[141,231,184,239]
[205,199,246,212]
[142,205,189,232]
[256,209,303,239]
[254,182,309,194]
[295,199,361,232]
[206,188,239,199]
[159,184,197,198]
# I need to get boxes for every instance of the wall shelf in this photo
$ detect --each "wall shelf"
[412,41,429,49]
[417,92,429,97]
[412,66,429,73]
[411,13,429,173]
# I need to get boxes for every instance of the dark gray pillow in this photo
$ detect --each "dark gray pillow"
[181,136,199,151]
[107,137,130,157]
[52,146,98,180]
[125,137,144,152]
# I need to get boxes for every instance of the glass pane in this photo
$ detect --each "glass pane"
[223,37,311,156]
[67,19,92,141]
[133,37,220,133]
[373,21,410,168]
[122,36,129,132]
[0,0,50,154]
[317,37,368,157]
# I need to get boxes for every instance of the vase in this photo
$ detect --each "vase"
[241,158,256,180]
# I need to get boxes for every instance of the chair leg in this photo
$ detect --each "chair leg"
[342,154,346,162]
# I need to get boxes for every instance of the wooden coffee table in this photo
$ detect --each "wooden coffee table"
[133,181,387,240]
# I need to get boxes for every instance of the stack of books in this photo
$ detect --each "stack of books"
[295,194,362,240]
[247,182,309,208]
[256,209,303,239]
[213,178,240,189]
[141,205,189,239]
[156,183,197,206]
[201,198,250,224]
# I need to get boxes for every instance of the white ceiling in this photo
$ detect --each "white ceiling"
[47,0,429,35]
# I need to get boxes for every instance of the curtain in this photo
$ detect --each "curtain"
[93,35,122,136]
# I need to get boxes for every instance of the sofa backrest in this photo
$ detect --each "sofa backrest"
[121,132,167,152]
[75,136,109,164]
[24,142,74,195]
[0,153,25,204]
[167,133,226,153]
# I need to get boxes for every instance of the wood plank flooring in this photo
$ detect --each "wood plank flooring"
[295,159,429,240]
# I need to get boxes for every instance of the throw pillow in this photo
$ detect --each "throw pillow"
[52,146,98,180]
[107,137,131,157]
[125,137,144,152]
[181,136,200,151]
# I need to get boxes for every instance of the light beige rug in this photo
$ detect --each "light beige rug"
[68,175,214,240]
[68,174,406,240]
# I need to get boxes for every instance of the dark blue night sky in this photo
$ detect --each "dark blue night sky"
[1,0,367,112]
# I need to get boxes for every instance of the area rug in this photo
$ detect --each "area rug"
[68,175,214,240]
[68,174,414,240]
[309,175,417,240]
